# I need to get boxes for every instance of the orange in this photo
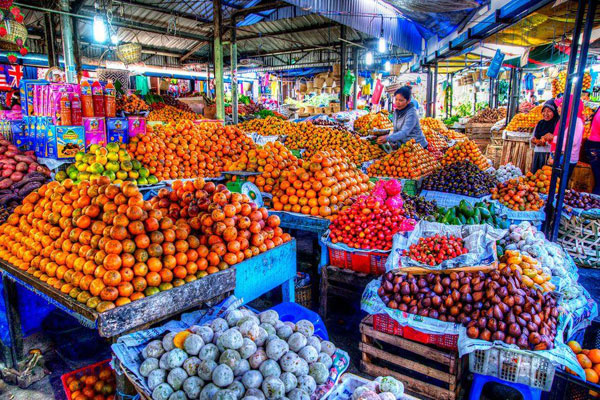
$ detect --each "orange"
[579,354,593,369]
[587,368,599,383]
[589,349,600,364]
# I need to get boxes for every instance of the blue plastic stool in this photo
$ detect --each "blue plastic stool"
[468,373,541,400]
[269,302,329,340]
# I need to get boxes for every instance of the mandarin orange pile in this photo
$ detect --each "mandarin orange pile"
[353,112,393,136]
[225,142,301,193]
[567,340,600,387]
[441,129,468,141]
[506,106,543,133]
[423,127,451,158]
[441,140,489,170]
[286,121,385,164]
[367,139,440,179]
[147,104,199,122]
[116,94,149,115]
[65,364,116,400]
[491,178,544,211]
[271,149,372,218]
[0,177,290,313]
[524,165,555,195]
[127,120,255,180]
[238,116,301,136]
[420,117,447,133]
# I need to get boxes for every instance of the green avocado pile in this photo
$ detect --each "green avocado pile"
[429,200,509,229]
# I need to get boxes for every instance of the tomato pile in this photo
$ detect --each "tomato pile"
[405,234,467,266]
[65,364,116,400]
[367,139,440,179]
[491,178,545,211]
[329,196,409,250]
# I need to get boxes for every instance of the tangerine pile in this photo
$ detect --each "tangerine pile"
[225,142,301,193]
[238,116,300,136]
[506,106,543,133]
[490,178,545,211]
[423,127,450,159]
[353,112,393,136]
[524,165,555,195]
[116,94,149,115]
[420,118,447,133]
[567,340,600,386]
[148,103,199,122]
[286,122,385,164]
[441,129,468,141]
[0,177,290,312]
[271,149,372,218]
[367,140,440,179]
[441,140,489,170]
[65,364,115,400]
[128,120,255,180]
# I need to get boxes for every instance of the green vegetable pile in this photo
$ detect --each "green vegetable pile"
[430,200,509,229]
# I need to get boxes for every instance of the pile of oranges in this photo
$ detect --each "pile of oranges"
[0,176,290,312]
[524,165,555,195]
[225,142,301,193]
[506,106,543,133]
[567,340,600,387]
[490,178,544,211]
[441,129,468,141]
[238,116,300,136]
[128,120,255,180]
[423,127,450,159]
[353,112,393,136]
[271,150,372,218]
[116,94,149,115]
[148,104,199,122]
[367,140,440,179]
[65,364,115,400]
[441,140,489,170]
[420,118,447,133]
[286,122,385,165]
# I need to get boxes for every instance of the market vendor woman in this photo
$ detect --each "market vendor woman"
[530,99,559,173]
[377,86,428,149]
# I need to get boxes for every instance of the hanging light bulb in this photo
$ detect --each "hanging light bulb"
[93,15,107,43]
[384,60,391,72]
[378,37,386,53]
[365,51,373,66]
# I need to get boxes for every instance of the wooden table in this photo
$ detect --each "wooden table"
[0,240,296,369]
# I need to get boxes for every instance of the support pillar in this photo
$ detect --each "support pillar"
[432,63,438,118]
[353,47,359,110]
[213,0,224,120]
[425,68,432,117]
[43,13,57,67]
[231,16,238,124]
[59,0,77,83]
[340,25,347,111]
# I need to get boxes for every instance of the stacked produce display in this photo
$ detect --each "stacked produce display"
[117,94,150,115]
[564,190,600,210]
[420,118,447,133]
[367,140,440,179]
[271,150,372,218]
[432,200,508,228]
[239,117,300,137]
[468,107,507,124]
[148,104,200,122]
[354,112,393,136]
[506,106,542,133]
[402,195,437,220]
[0,177,290,312]
[491,178,545,211]
[441,140,489,170]
[422,161,497,197]
[524,165,554,195]
[422,128,451,159]
[404,235,468,266]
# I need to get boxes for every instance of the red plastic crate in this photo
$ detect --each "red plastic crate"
[372,313,459,351]
[61,359,112,400]
[328,247,388,275]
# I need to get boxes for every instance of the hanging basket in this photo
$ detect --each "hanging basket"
[1,20,27,45]
[116,43,142,64]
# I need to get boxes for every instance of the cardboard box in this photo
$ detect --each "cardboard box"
[128,116,146,137]
[107,117,128,143]
[19,79,48,116]
[83,117,107,149]
[51,125,85,159]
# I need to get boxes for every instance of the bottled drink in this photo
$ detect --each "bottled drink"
[59,92,72,126]
[80,80,94,117]
[71,93,82,125]
[92,80,105,117]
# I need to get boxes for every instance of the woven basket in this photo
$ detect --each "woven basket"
[1,20,27,45]
[97,68,130,90]
[313,78,324,88]
[296,284,312,309]
[116,43,142,64]
[558,214,600,267]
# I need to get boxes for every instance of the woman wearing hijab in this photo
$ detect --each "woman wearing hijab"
[530,99,559,173]
[551,96,585,181]
[377,86,428,149]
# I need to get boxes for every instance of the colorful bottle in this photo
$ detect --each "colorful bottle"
[71,93,82,125]
[80,80,94,117]
[60,92,72,126]
[104,80,116,117]
[92,81,105,117]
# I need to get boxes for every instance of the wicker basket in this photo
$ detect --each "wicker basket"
[296,283,312,309]
[1,20,27,45]
[558,214,600,267]
[97,68,130,90]
[116,43,142,64]
[313,78,324,88]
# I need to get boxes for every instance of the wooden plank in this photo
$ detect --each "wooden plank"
[361,361,457,400]
[98,267,235,337]
[359,342,455,384]
[360,321,456,368]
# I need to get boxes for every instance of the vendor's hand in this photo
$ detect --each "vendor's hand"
[543,133,554,142]
[377,135,388,144]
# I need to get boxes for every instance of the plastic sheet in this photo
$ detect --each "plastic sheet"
[420,190,491,208]
[385,221,505,272]
[492,200,546,230]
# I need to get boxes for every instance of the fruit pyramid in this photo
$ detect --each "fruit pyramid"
[367,139,440,179]
[420,117,447,133]
[354,112,393,136]
[441,140,489,170]
[238,116,300,136]
[506,106,543,133]
[271,149,373,218]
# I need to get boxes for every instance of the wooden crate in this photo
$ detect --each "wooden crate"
[501,137,533,174]
[360,316,463,400]
[319,265,373,319]
[486,144,503,168]
[465,122,494,138]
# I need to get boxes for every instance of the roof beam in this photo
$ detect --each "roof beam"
[229,1,287,18]
[112,0,212,24]
[233,22,337,42]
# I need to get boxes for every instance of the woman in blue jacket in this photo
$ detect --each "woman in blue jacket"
[377,86,428,149]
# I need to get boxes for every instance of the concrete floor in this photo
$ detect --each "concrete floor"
[1,232,599,400]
